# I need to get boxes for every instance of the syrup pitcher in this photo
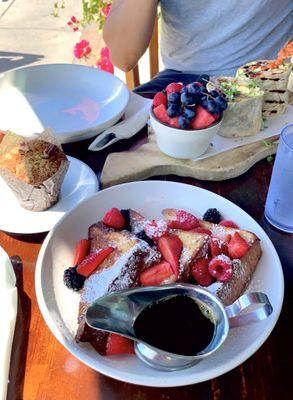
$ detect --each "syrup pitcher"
[86,284,273,371]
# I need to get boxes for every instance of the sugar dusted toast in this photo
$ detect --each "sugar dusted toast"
[76,222,160,354]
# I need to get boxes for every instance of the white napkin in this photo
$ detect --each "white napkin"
[0,246,17,400]
[88,92,152,151]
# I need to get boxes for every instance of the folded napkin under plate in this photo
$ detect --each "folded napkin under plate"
[88,92,152,151]
[0,246,17,400]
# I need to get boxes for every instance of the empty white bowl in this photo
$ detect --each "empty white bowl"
[150,109,222,159]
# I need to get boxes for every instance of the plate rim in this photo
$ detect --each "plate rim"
[0,156,99,234]
[35,180,284,387]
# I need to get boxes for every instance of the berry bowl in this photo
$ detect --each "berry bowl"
[150,108,222,159]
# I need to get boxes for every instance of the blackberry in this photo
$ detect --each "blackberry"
[120,209,131,231]
[63,266,86,291]
[136,230,155,247]
[202,208,222,224]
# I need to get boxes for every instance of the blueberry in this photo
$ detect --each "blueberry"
[209,90,220,98]
[180,86,188,95]
[180,92,195,106]
[167,103,181,117]
[183,106,196,120]
[197,74,209,86]
[187,82,205,95]
[200,95,208,106]
[215,96,228,111]
[167,92,181,104]
[178,116,190,129]
[204,99,220,115]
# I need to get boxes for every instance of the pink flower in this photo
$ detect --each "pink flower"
[68,16,80,31]
[96,57,114,74]
[100,47,110,59]
[101,4,111,18]
[71,16,77,23]
[74,40,92,59]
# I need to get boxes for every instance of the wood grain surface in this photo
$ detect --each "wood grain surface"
[1,94,292,400]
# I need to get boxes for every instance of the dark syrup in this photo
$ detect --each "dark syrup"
[133,295,215,356]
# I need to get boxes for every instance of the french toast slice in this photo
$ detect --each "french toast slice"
[162,209,262,306]
[75,222,160,354]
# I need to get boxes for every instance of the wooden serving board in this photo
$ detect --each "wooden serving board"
[101,131,278,188]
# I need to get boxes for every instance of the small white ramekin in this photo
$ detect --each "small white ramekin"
[150,109,222,159]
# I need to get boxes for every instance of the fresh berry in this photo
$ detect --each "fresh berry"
[191,257,213,286]
[169,117,180,128]
[215,96,228,111]
[63,266,86,291]
[180,86,188,94]
[208,255,233,282]
[228,232,250,259]
[190,106,219,129]
[166,209,199,230]
[210,237,228,257]
[167,92,181,104]
[213,233,231,244]
[73,239,90,266]
[136,230,155,247]
[183,106,196,120]
[209,90,220,98]
[178,116,190,129]
[166,82,183,94]
[103,208,125,229]
[140,261,176,286]
[219,220,239,229]
[76,247,114,277]
[167,103,181,117]
[106,333,134,355]
[187,82,204,94]
[202,208,222,224]
[120,209,131,230]
[203,99,220,115]
[158,235,182,276]
[153,104,171,124]
[197,75,209,86]
[144,219,169,241]
[153,92,167,107]
[180,92,195,106]
[192,227,212,235]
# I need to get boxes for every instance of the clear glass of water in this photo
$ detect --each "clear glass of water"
[265,123,293,233]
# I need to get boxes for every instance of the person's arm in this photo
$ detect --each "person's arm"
[103,0,158,72]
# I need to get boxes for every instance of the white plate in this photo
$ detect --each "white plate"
[0,156,99,234]
[0,64,130,143]
[35,181,284,387]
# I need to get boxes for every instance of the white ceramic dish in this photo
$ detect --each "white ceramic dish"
[0,64,130,143]
[35,181,284,387]
[150,109,222,159]
[0,156,99,234]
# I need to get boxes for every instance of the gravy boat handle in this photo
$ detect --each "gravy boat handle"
[225,292,273,328]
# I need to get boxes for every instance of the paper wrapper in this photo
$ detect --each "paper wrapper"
[218,95,263,138]
[0,129,69,212]
[237,60,292,117]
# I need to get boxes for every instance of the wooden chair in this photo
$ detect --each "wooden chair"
[125,17,159,90]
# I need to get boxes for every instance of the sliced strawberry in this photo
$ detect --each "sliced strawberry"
[192,227,212,235]
[166,82,183,94]
[191,257,213,286]
[228,232,250,259]
[140,261,176,286]
[163,209,199,230]
[153,104,171,124]
[158,235,182,276]
[169,117,180,128]
[144,219,169,241]
[208,255,233,282]
[213,233,232,244]
[190,106,219,129]
[73,239,90,265]
[102,208,125,230]
[106,333,134,355]
[219,220,239,229]
[153,91,167,107]
[77,247,114,277]
[210,237,228,257]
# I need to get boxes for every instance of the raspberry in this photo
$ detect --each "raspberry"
[202,208,222,224]
[191,257,213,286]
[63,266,85,291]
[153,92,167,107]
[208,255,233,282]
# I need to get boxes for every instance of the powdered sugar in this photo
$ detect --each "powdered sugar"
[145,219,169,239]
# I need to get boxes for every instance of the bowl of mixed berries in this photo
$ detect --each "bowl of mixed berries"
[150,76,228,159]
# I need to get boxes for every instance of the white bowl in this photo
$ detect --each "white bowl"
[150,109,222,159]
[0,64,130,143]
[35,181,283,387]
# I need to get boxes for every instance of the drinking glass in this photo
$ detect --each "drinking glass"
[265,123,293,233]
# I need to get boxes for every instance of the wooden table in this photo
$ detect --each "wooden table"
[1,96,292,400]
